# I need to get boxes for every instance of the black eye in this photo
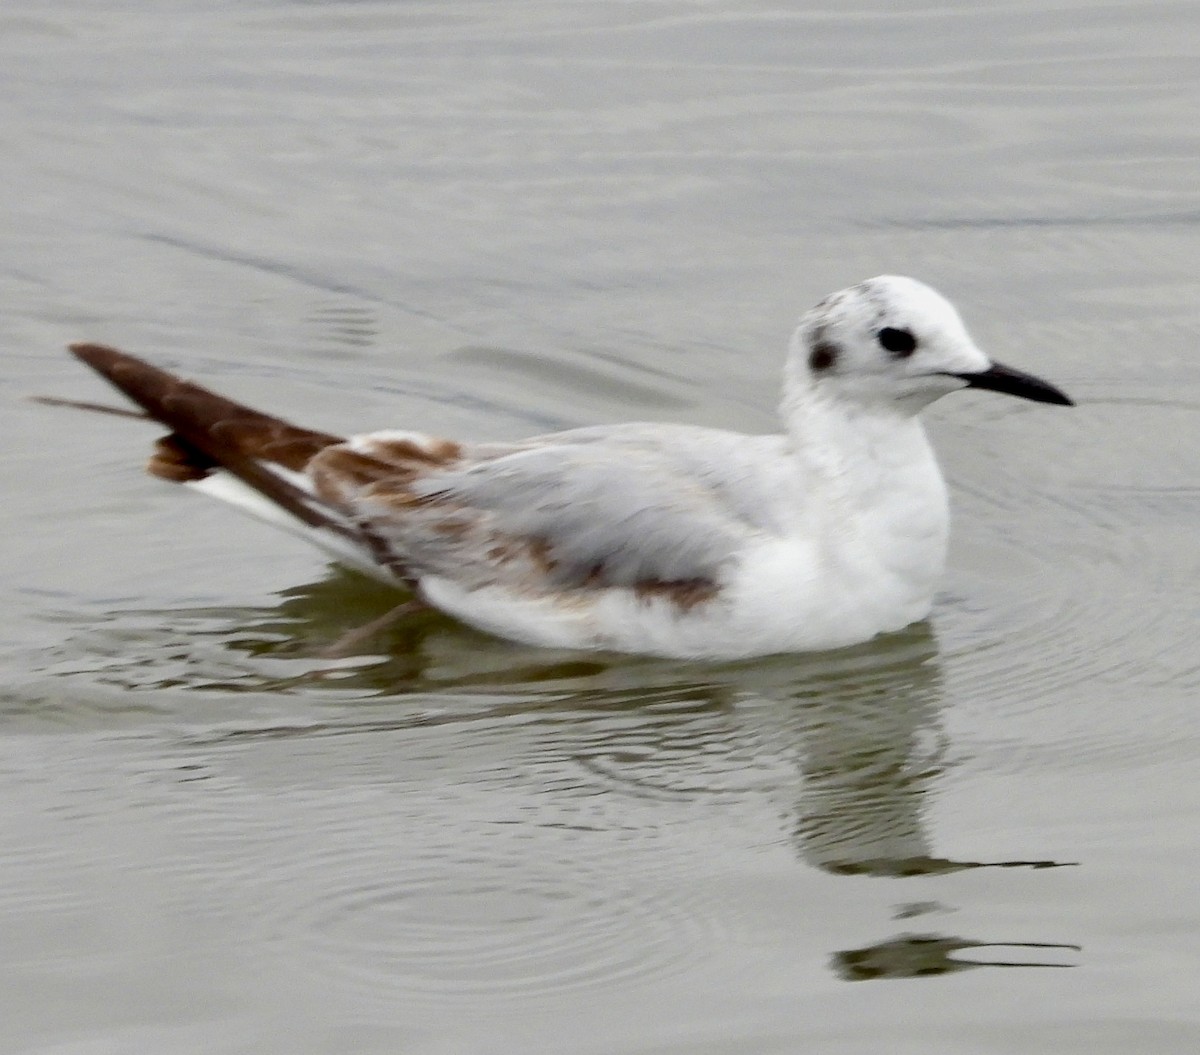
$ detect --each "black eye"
[878,327,917,357]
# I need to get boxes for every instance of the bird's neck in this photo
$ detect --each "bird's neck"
[778,382,950,585]
[780,383,931,486]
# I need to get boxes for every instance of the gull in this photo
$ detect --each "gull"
[60,276,1072,660]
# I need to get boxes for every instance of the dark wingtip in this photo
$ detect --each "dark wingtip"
[66,342,187,418]
[69,342,140,377]
[69,341,118,364]
[65,342,350,531]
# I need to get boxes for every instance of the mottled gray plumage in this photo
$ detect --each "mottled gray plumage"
[375,424,787,589]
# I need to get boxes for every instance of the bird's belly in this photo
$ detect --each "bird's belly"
[419,527,942,660]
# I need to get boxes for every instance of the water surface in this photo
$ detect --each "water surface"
[2,2,1199,1052]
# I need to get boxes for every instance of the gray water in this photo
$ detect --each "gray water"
[3,2,1199,1052]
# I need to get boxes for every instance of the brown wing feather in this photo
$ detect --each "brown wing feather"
[69,343,347,533]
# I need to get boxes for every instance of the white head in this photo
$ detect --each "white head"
[786,275,1072,416]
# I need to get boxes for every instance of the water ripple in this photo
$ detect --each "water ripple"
[937,386,1200,772]
[266,840,714,1005]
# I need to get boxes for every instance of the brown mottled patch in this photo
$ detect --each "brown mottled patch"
[485,539,522,565]
[430,517,471,539]
[209,419,337,471]
[527,537,559,575]
[311,448,410,504]
[362,481,442,512]
[148,434,212,482]
[633,578,719,610]
[310,439,468,511]
[366,437,463,466]
[474,534,562,581]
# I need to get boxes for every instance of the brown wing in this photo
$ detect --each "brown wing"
[70,343,345,532]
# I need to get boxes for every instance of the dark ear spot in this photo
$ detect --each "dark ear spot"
[809,340,839,373]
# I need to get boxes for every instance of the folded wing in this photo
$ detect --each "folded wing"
[71,345,775,602]
[316,426,771,599]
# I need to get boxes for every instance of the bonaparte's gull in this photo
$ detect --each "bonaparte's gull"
[64,276,1072,659]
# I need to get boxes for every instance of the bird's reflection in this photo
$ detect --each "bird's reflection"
[787,627,948,876]
[832,934,1081,981]
[119,568,1079,981]
[780,629,1065,877]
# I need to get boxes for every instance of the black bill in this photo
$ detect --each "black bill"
[951,361,1074,406]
